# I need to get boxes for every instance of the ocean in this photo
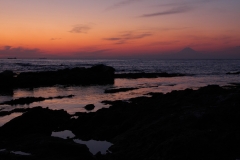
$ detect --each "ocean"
[0,59,240,125]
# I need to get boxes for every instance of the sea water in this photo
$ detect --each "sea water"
[0,59,240,125]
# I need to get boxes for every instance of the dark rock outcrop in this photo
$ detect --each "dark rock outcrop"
[0,64,115,89]
[0,107,94,160]
[0,107,70,136]
[71,85,240,159]
[0,135,94,160]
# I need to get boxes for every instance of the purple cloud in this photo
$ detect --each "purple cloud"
[140,6,193,18]
[104,31,152,44]
[105,0,145,11]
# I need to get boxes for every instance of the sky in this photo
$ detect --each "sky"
[0,0,240,59]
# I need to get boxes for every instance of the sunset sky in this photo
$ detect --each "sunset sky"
[1,0,240,58]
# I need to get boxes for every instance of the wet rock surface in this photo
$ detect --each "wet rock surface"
[1,85,240,159]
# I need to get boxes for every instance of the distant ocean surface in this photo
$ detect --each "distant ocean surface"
[0,59,240,125]
[0,59,240,75]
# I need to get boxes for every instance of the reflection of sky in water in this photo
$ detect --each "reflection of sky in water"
[11,151,31,156]
[51,130,113,155]
[0,75,239,113]
[0,75,239,125]
[74,139,113,155]
[51,130,75,139]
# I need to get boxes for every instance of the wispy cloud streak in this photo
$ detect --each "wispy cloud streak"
[156,0,216,7]
[69,25,91,33]
[105,0,144,11]
[104,31,152,44]
[140,6,193,18]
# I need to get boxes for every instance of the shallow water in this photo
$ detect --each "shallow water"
[0,75,239,113]
[74,139,113,155]
[51,130,113,155]
[51,130,75,139]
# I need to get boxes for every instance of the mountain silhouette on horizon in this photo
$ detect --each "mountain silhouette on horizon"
[179,47,198,54]
[173,47,203,59]
[153,47,206,59]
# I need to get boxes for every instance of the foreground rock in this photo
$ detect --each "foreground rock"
[0,107,70,136]
[0,135,94,160]
[0,64,115,89]
[72,85,240,159]
[1,85,240,159]
[0,107,94,160]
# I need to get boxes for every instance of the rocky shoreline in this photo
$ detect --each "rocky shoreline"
[0,64,187,89]
[1,84,240,159]
[0,64,115,89]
